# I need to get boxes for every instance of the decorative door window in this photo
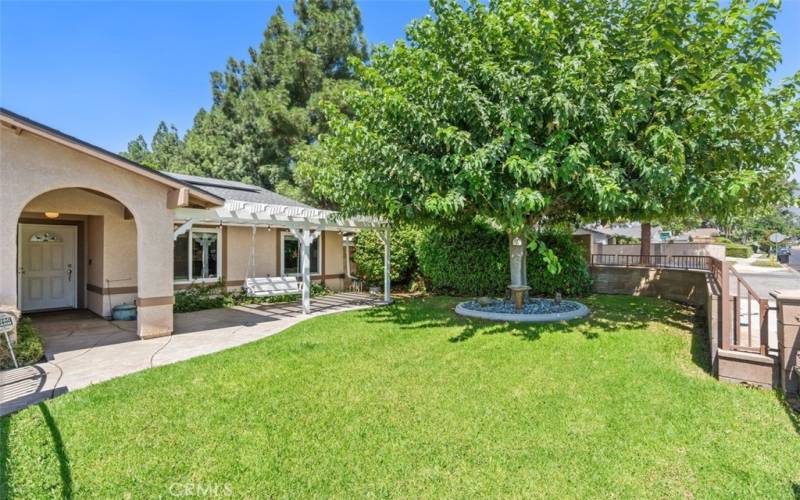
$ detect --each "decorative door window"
[30,232,61,242]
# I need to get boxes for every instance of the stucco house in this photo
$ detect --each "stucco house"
[0,108,390,340]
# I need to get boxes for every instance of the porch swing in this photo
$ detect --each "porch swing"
[243,225,302,298]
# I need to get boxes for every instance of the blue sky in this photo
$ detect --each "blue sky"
[1,0,798,155]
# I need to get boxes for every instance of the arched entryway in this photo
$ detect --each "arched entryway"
[1,110,225,339]
[17,188,139,322]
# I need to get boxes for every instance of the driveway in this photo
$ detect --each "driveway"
[0,293,380,416]
[733,257,800,302]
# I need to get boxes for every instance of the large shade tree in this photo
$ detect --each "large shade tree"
[298,0,799,290]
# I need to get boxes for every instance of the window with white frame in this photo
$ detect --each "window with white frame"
[174,228,221,282]
[281,233,320,276]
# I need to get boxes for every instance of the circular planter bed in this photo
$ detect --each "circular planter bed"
[455,298,590,323]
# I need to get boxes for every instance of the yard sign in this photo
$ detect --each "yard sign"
[0,313,18,368]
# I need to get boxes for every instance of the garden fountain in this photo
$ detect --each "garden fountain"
[455,289,590,323]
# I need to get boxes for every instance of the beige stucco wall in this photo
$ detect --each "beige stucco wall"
[223,225,279,283]
[221,228,348,291]
[0,126,175,337]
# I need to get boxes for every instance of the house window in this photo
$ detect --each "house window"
[174,233,190,281]
[174,228,221,282]
[281,233,320,276]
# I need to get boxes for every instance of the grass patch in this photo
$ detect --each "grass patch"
[753,258,783,268]
[1,296,798,497]
[0,317,44,369]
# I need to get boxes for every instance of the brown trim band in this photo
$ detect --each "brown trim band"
[87,283,138,295]
[220,274,345,289]
[314,273,345,281]
[135,296,175,307]
[93,274,350,296]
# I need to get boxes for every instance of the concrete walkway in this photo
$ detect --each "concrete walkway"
[0,293,379,416]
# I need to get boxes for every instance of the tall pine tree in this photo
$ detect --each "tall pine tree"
[123,0,367,198]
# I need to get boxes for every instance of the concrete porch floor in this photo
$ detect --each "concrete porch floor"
[0,293,380,416]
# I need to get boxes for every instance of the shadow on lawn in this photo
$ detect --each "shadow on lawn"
[690,306,713,375]
[364,295,697,344]
[1,416,9,498]
[39,403,73,499]
[777,392,800,438]
[0,404,73,499]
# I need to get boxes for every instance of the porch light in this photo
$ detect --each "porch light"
[44,212,59,219]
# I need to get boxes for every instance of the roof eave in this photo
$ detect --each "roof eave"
[0,109,225,207]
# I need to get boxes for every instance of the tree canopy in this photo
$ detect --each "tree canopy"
[299,0,799,231]
[122,0,367,199]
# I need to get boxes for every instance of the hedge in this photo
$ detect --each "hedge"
[417,225,510,296]
[417,224,592,297]
[353,226,419,285]
[725,243,752,259]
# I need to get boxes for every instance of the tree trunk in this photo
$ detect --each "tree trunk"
[640,222,652,265]
[509,231,527,287]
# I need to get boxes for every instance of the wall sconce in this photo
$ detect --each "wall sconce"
[44,212,60,219]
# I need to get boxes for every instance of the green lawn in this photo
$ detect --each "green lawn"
[2,296,798,498]
[753,258,783,268]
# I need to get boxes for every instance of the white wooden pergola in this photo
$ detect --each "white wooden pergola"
[174,201,391,314]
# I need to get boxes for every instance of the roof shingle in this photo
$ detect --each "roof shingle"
[163,172,313,209]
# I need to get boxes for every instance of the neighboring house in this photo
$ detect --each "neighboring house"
[573,226,615,246]
[684,227,720,242]
[574,223,662,244]
[604,222,663,241]
[0,109,389,340]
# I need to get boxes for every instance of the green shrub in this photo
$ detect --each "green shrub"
[174,281,329,313]
[615,235,641,245]
[174,282,232,313]
[353,225,419,285]
[0,317,44,369]
[417,224,592,297]
[527,231,593,296]
[725,243,752,258]
[714,236,733,244]
[417,224,510,296]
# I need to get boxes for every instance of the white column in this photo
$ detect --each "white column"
[290,228,319,314]
[380,228,392,304]
[301,237,311,313]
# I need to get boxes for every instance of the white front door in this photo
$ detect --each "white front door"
[18,224,78,312]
